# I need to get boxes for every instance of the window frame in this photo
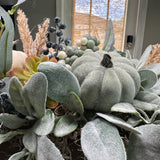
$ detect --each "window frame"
[57,0,148,59]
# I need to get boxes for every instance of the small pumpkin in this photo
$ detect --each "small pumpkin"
[72,51,141,112]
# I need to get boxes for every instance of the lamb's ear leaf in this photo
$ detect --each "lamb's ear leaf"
[38,62,80,104]
[0,6,14,74]
[135,91,160,105]
[8,149,29,160]
[23,131,37,153]
[32,109,55,136]
[9,76,28,115]
[138,69,157,89]
[66,91,84,114]
[148,79,160,95]
[0,113,27,129]
[53,115,78,137]
[111,102,138,115]
[137,45,152,70]
[81,118,127,160]
[23,72,47,118]
[0,130,26,144]
[103,20,115,51]
[36,136,64,160]
[96,113,141,134]
[142,63,160,77]
[127,124,160,160]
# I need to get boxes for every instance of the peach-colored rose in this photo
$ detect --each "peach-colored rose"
[11,50,27,70]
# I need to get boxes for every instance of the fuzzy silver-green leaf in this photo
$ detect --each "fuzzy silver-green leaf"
[81,118,126,160]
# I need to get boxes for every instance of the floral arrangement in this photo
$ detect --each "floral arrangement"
[0,1,160,160]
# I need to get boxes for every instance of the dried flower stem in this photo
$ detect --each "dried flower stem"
[33,18,50,56]
[17,9,33,55]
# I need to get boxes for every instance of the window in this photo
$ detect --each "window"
[72,0,127,50]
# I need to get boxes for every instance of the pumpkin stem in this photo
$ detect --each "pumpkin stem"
[101,54,113,68]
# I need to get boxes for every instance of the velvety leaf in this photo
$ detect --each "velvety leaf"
[23,131,37,153]
[97,113,141,134]
[127,117,142,127]
[53,115,78,137]
[133,99,159,111]
[8,149,29,160]
[142,63,160,76]
[150,109,160,123]
[137,45,152,70]
[102,20,115,51]
[127,124,160,160]
[32,109,55,136]
[139,69,157,89]
[66,91,84,114]
[81,118,126,160]
[136,91,160,105]
[9,76,29,115]
[111,103,138,115]
[148,79,160,95]
[0,6,14,74]
[0,130,26,144]
[0,113,27,129]
[36,136,64,160]
[38,62,80,104]
[23,72,48,118]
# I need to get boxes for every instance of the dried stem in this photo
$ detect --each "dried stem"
[17,9,33,55]
[33,18,50,56]
[146,44,160,65]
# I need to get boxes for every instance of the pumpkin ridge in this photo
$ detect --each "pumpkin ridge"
[81,68,105,110]
[96,68,122,112]
[115,63,140,94]
[114,67,136,102]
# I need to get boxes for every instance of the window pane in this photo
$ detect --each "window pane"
[72,0,127,50]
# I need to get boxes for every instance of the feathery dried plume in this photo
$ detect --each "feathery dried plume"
[33,18,50,56]
[17,9,33,55]
[146,44,160,65]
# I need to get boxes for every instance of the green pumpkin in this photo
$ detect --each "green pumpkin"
[72,51,141,112]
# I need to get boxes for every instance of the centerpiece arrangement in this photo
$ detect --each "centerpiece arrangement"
[0,1,160,160]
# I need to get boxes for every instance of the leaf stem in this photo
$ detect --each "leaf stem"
[0,24,5,39]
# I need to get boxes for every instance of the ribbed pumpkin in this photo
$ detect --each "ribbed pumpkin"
[72,51,141,112]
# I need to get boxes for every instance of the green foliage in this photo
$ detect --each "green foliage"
[53,115,78,137]
[0,113,27,129]
[66,91,84,115]
[8,149,29,160]
[127,124,160,160]
[103,20,115,51]
[9,73,47,118]
[0,6,14,74]
[0,130,26,144]
[32,109,55,136]
[81,118,127,160]
[36,136,64,160]
[38,62,80,104]
[139,69,157,89]
[96,113,141,134]
[22,132,37,153]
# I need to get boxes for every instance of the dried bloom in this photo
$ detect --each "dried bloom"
[17,9,33,55]
[33,18,50,56]
[146,44,160,65]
